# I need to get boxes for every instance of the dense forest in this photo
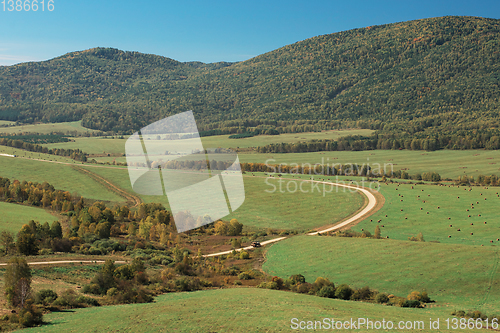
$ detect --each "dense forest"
[0,16,499,145]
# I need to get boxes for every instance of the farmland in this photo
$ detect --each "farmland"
[0,121,98,135]
[41,133,500,180]
[351,182,500,246]
[44,129,374,153]
[0,202,58,235]
[23,288,463,333]
[263,236,500,314]
[0,156,124,203]
[81,166,365,231]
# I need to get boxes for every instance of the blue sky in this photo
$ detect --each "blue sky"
[0,0,499,66]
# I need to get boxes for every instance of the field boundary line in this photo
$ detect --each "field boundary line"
[71,165,142,207]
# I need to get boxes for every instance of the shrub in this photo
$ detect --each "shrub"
[375,292,389,304]
[335,284,353,300]
[351,286,374,301]
[289,274,306,285]
[35,289,58,305]
[239,251,250,259]
[271,276,284,289]
[316,286,336,298]
[296,282,313,294]
[234,280,242,286]
[420,291,431,303]
[314,277,334,290]
[222,265,240,276]
[238,272,252,280]
[401,300,421,308]
[407,291,421,301]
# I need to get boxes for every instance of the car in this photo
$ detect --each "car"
[251,241,261,248]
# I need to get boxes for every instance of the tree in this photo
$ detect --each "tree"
[374,225,381,239]
[0,230,16,254]
[50,221,63,238]
[17,232,39,256]
[228,219,243,236]
[214,221,228,236]
[4,257,32,308]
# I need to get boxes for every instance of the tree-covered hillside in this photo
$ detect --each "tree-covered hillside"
[0,16,499,140]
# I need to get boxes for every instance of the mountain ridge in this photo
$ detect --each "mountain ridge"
[0,15,499,139]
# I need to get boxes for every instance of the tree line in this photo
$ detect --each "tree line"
[0,138,88,161]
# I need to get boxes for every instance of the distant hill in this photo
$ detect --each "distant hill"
[1,16,499,140]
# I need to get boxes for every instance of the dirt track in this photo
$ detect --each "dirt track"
[204,177,382,257]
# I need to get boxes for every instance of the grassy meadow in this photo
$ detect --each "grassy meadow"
[84,166,364,230]
[238,149,500,180]
[351,182,500,246]
[23,288,465,333]
[263,236,500,314]
[0,202,58,234]
[43,135,500,179]
[0,121,97,135]
[0,157,124,203]
[44,129,374,154]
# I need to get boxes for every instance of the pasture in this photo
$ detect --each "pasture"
[0,157,124,203]
[0,202,58,234]
[352,182,500,246]
[44,129,374,154]
[263,236,500,313]
[24,288,462,333]
[238,149,500,180]
[0,121,97,135]
[85,167,365,231]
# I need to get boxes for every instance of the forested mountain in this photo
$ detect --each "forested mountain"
[0,16,499,140]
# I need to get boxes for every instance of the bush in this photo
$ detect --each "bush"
[420,291,431,303]
[401,300,421,308]
[351,286,374,301]
[18,301,43,327]
[375,292,389,304]
[35,289,58,305]
[313,277,334,290]
[234,280,242,286]
[222,265,240,276]
[239,251,250,259]
[289,274,306,285]
[296,282,313,294]
[316,286,336,298]
[238,272,253,280]
[335,284,353,300]
[271,276,284,289]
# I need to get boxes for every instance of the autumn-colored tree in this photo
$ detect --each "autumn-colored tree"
[214,220,228,235]
[374,225,381,239]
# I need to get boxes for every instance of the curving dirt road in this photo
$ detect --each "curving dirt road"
[203,177,380,257]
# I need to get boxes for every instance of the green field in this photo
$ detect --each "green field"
[0,145,85,164]
[237,150,500,180]
[24,288,463,333]
[44,129,374,154]
[0,202,58,234]
[263,236,500,314]
[352,182,500,246]
[0,157,124,203]
[0,121,97,135]
[43,133,500,180]
[85,167,364,230]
